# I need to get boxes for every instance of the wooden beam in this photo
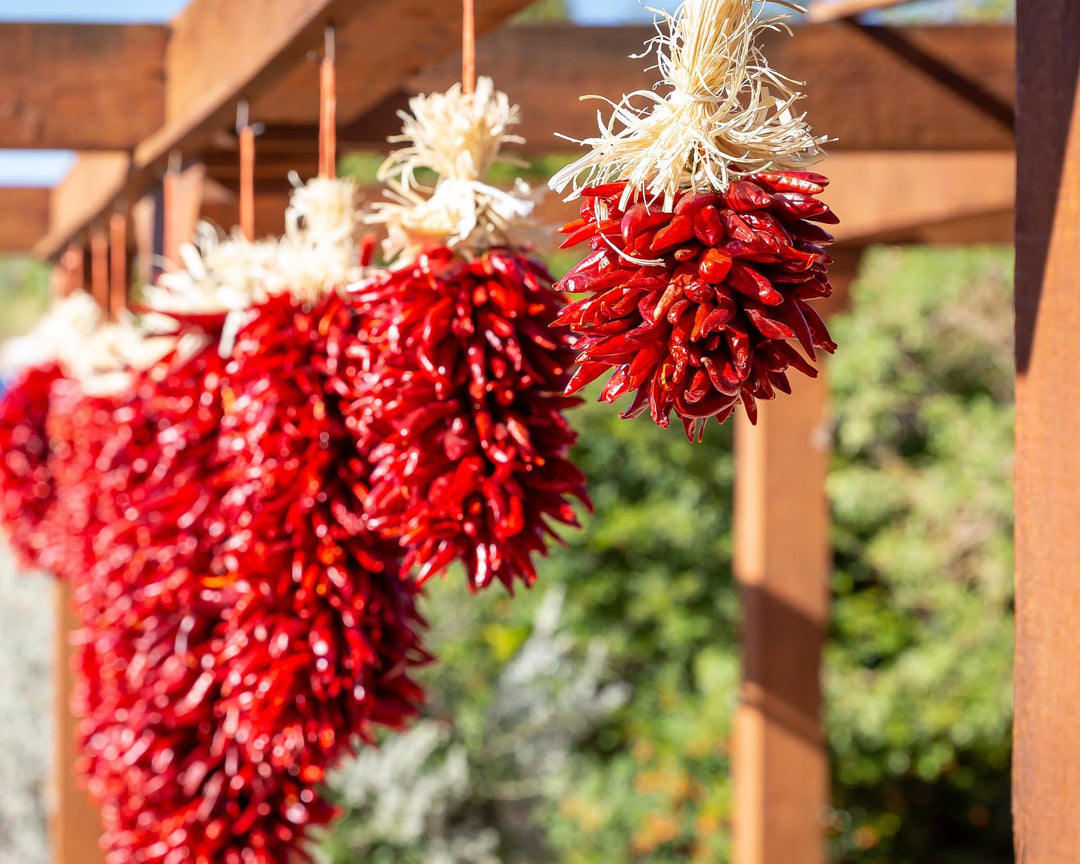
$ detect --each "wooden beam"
[822,151,1015,244]
[250,0,537,126]
[806,0,917,23]
[0,24,165,150]
[260,24,1014,154]
[0,188,49,251]
[52,582,106,864]
[33,153,130,259]
[1013,1,1080,861]
[163,161,207,265]
[32,0,536,259]
[731,254,860,864]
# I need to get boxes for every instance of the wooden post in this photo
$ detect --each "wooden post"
[1013,1,1080,860]
[163,159,206,265]
[731,255,859,864]
[52,583,105,864]
[109,211,127,320]
[89,230,109,312]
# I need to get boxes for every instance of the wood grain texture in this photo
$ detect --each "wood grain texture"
[52,581,106,864]
[259,23,1014,154]
[731,257,860,864]
[1013,1,1080,861]
[0,23,164,149]
[821,152,1014,244]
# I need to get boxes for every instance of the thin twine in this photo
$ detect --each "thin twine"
[462,0,476,95]
[238,101,256,241]
[109,211,127,321]
[319,24,337,179]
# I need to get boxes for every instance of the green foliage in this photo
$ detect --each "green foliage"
[0,257,49,343]
[825,246,1013,862]
[323,244,1014,863]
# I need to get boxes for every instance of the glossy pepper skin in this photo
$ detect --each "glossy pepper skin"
[344,246,591,593]
[49,334,321,864]
[0,362,64,569]
[64,298,429,864]
[205,292,429,774]
[555,174,838,441]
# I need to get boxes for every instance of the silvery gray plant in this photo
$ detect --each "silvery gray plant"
[0,543,53,864]
[319,587,630,864]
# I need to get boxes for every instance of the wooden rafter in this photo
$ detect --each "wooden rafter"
[1013,0,1080,859]
[0,24,165,150]
[251,23,1015,155]
[806,0,919,23]
[30,0,537,260]
[820,151,1015,244]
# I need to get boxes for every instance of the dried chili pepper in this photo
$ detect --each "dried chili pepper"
[0,362,64,569]
[554,175,836,441]
[548,0,836,440]
[65,296,431,864]
[345,246,590,592]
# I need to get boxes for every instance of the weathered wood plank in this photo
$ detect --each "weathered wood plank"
[250,0,536,126]
[821,151,1014,244]
[0,24,165,149]
[33,0,536,259]
[1013,0,1080,861]
[806,0,917,22]
[261,23,1014,153]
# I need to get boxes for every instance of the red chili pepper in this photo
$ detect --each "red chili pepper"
[344,246,590,592]
[553,176,838,439]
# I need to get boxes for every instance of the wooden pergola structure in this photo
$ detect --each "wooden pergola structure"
[1,0,1073,862]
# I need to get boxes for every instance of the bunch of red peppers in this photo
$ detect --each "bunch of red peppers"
[0,0,839,856]
[555,173,837,441]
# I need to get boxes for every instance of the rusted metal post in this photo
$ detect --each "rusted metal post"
[1013,1,1080,860]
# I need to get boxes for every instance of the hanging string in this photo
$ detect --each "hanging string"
[50,262,68,301]
[90,230,109,312]
[238,101,256,242]
[64,242,84,297]
[462,0,476,95]
[319,24,337,179]
[109,211,127,320]
[163,150,183,265]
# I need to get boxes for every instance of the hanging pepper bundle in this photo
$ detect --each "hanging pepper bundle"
[66,179,430,864]
[0,361,64,568]
[549,0,837,441]
[0,294,101,570]
[349,77,589,591]
[73,317,365,864]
